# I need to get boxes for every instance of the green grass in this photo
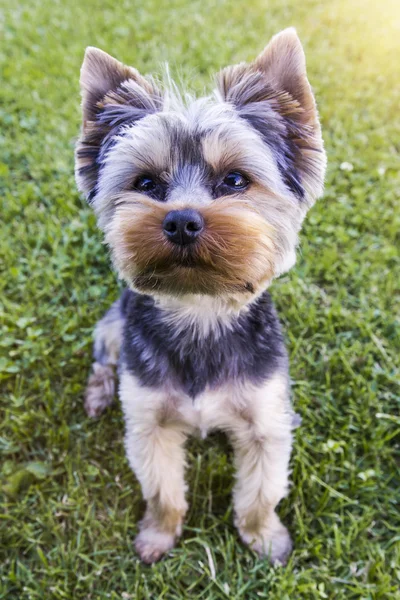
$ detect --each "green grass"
[1,0,400,597]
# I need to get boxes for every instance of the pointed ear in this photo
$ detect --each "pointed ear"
[79,47,161,122]
[76,47,162,199]
[216,28,326,203]
[254,28,315,116]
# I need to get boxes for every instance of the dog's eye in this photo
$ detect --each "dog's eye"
[223,171,249,190]
[134,175,156,193]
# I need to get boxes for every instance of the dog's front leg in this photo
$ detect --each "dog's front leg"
[229,373,294,565]
[120,371,188,563]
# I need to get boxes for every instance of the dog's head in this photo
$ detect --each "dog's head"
[76,28,326,300]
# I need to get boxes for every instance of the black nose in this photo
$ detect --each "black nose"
[162,209,204,246]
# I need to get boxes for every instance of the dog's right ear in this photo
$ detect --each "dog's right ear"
[76,47,162,200]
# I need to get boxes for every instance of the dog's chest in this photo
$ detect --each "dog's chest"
[122,290,287,399]
[176,387,230,437]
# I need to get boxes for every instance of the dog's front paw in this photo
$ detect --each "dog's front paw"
[134,528,176,564]
[237,511,292,565]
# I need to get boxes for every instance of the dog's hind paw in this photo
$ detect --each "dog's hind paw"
[84,362,115,418]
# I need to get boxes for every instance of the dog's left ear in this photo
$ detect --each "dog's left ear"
[217,28,326,203]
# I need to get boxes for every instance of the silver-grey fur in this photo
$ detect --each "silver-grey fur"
[76,28,326,564]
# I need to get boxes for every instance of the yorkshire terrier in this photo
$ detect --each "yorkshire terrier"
[75,28,326,565]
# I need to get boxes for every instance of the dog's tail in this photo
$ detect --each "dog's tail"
[84,294,126,417]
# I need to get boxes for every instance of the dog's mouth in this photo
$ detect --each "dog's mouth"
[170,249,200,269]
[132,245,259,296]
[133,250,226,295]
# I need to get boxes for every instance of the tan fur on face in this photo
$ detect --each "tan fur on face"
[105,194,277,296]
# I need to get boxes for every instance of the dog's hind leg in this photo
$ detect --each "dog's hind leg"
[84,297,125,417]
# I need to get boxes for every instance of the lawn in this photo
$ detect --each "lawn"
[1,0,399,598]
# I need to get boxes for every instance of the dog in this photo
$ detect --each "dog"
[75,27,326,565]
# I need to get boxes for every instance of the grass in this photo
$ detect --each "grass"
[1,0,399,597]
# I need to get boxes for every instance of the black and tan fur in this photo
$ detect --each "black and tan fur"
[75,28,326,564]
